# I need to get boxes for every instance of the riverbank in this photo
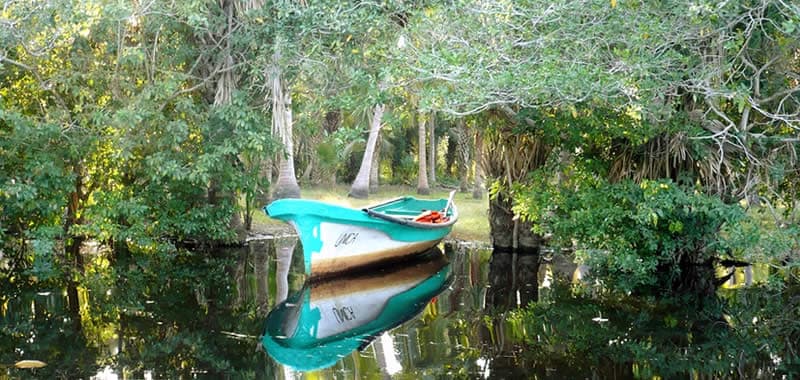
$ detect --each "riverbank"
[249,185,490,242]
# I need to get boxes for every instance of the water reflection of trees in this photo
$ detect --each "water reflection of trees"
[432,243,800,379]
[474,248,800,378]
[0,292,100,379]
[1,237,300,379]
[512,280,799,378]
[2,239,798,378]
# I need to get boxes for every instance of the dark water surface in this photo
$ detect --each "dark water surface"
[1,238,798,379]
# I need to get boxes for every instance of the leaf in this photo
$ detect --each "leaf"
[782,21,795,34]
[15,360,47,369]
[611,0,617,8]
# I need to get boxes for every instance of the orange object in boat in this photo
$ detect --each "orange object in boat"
[414,210,449,223]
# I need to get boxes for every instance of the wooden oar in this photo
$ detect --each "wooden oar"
[442,190,456,216]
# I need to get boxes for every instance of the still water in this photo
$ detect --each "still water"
[1,237,798,379]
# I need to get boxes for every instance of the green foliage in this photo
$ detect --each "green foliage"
[0,0,283,295]
[406,0,703,116]
[0,113,73,288]
[406,0,799,235]
[517,178,758,295]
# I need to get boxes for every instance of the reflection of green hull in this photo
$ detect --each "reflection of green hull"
[261,250,452,371]
[264,194,457,277]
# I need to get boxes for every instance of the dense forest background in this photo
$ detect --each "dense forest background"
[1,0,799,376]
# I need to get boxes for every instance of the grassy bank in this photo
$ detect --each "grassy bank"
[251,185,490,242]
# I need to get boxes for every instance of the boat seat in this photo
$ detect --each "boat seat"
[382,210,421,216]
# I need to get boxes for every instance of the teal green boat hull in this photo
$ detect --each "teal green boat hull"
[261,250,451,371]
[264,194,457,277]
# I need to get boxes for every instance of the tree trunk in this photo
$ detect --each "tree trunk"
[228,204,246,242]
[349,103,385,199]
[253,239,270,317]
[261,158,274,200]
[445,135,456,176]
[472,130,485,199]
[270,59,301,200]
[487,248,540,310]
[323,109,341,134]
[488,185,544,253]
[417,112,430,195]
[370,136,380,192]
[272,135,300,200]
[64,164,87,329]
[516,250,540,306]
[489,191,515,250]
[428,113,436,185]
[301,159,313,183]
[373,333,401,378]
[208,178,246,243]
[487,249,514,310]
[322,110,341,186]
[275,236,296,304]
[209,0,247,242]
[484,129,550,252]
[233,246,249,309]
[455,119,471,192]
[675,255,719,306]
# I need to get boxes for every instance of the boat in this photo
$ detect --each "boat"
[261,248,451,371]
[264,191,457,277]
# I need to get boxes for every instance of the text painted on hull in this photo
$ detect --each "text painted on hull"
[318,222,405,258]
[334,232,359,248]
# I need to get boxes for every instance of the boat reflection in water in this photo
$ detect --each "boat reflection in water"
[261,247,451,371]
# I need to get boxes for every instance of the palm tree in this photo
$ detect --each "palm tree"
[607,131,736,195]
[370,135,381,191]
[349,103,386,198]
[428,112,437,185]
[253,239,269,317]
[275,236,297,304]
[454,119,471,192]
[483,128,551,251]
[472,129,485,199]
[209,0,245,239]
[417,112,430,195]
[269,47,301,200]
